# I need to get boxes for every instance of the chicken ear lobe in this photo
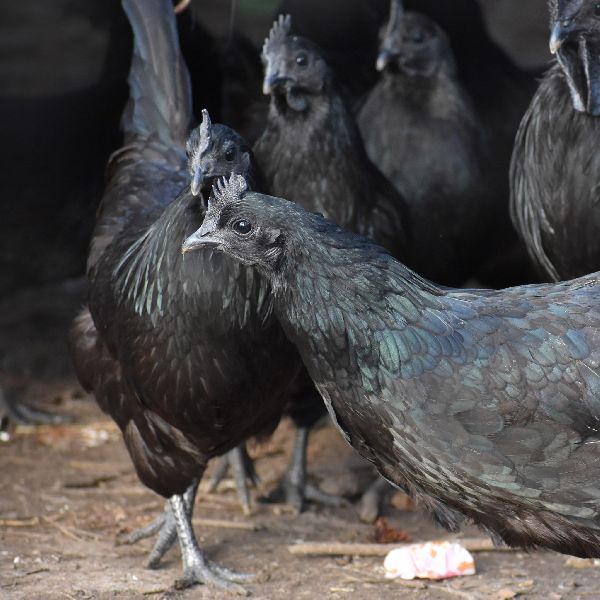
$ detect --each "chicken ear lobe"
[581,38,600,116]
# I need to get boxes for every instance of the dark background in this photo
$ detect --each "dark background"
[0,0,550,399]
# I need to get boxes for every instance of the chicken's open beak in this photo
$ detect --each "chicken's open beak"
[182,227,220,254]
[550,21,571,54]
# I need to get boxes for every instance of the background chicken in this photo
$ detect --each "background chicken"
[183,110,335,513]
[510,0,600,281]
[246,14,410,511]
[254,15,409,259]
[359,3,490,286]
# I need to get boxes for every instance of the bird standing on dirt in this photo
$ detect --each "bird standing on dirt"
[69,0,298,592]
[510,0,600,282]
[359,2,489,286]
[248,15,409,511]
[185,174,600,559]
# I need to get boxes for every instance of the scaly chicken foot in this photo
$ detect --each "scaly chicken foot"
[261,426,348,512]
[119,480,198,568]
[170,493,254,595]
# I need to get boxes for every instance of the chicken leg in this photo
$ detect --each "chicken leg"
[169,492,254,594]
[206,445,259,514]
[119,480,197,568]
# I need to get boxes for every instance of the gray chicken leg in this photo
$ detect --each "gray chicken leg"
[169,493,254,594]
[119,480,198,568]
[262,426,348,512]
[206,446,259,514]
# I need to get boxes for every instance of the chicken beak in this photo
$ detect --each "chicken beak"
[181,224,221,254]
[376,48,396,72]
[190,168,205,197]
[263,73,288,95]
[550,21,568,55]
[181,231,220,254]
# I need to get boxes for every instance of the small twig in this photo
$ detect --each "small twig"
[41,517,83,542]
[63,475,122,489]
[62,485,148,496]
[0,517,39,527]
[23,567,50,576]
[14,421,118,436]
[40,492,70,505]
[288,538,513,557]
[341,576,395,585]
[40,516,100,542]
[1,530,52,539]
[68,460,127,471]
[197,492,246,507]
[133,500,163,513]
[142,588,169,596]
[192,517,260,531]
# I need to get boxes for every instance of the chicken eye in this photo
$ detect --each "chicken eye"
[232,219,252,235]
[224,147,235,162]
[296,53,308,67]
[411,30,425,43]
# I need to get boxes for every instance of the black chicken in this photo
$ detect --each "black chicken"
[186,97,350,515]
[185,174,600,559]
[254,15,408,259]
[185,110,280,514]
[359,2,489,286]
[69,0,298,592]
[403,0,536,149]
[248,15,410,511]
[275,0,389,106]
[510,0,600,282]
[405,0,538,287]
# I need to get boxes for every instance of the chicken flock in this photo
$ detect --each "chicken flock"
[62,0,600,593]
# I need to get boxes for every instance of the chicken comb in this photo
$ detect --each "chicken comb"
[262,14,292,57]
[211,174,248,208]
[198,109,212,155]
[385,0,404,36]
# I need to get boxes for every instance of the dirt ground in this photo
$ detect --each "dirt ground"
[2,385,600,600]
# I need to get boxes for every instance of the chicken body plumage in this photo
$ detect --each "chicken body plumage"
[188,180,600,558]
[69,0,297,591]
[511,63,600,281]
